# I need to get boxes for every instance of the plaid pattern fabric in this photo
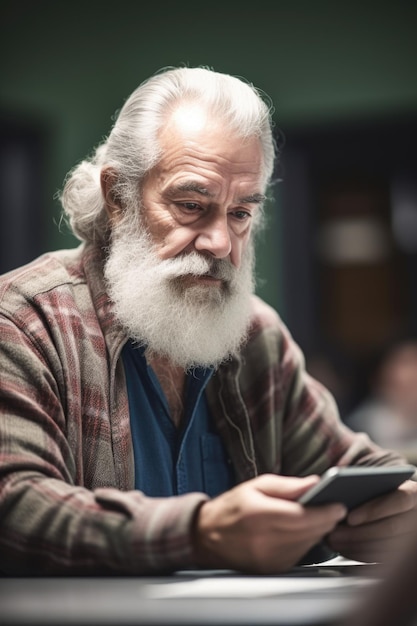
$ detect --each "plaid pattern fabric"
[0,244,405,574]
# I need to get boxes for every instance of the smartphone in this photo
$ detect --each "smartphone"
[299,465,415,511]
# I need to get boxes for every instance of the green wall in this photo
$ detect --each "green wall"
[2,1,417,313]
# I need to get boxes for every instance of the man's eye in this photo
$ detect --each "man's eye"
[233,210,251,221]
[181,202,201,211]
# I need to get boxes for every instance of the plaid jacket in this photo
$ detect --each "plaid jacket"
[0,244,404,574]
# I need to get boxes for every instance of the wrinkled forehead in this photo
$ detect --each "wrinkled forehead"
[156,106,265,184]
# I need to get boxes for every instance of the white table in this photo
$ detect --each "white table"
[0,558,381,626]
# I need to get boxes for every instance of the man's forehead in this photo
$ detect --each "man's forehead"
[154,113,266,198]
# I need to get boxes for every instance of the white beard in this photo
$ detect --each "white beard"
[104,218,255,370]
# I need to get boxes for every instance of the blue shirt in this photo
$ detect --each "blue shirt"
[122,342,235,498]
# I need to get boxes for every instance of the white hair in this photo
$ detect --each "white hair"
[60,65,277,244]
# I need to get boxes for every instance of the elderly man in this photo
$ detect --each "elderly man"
[0,66,416,575]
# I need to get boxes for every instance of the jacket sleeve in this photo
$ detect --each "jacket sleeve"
[276,318,410,476]
[235,296,411,478]
[0,312,208,575]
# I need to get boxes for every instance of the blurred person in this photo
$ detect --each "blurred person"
[346,339,417,463]
[339,507,417,626]
[306,346,355,421]
[0,66,416,576]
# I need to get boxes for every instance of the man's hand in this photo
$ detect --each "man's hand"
[327,479,417,563]
[192,474,347,574]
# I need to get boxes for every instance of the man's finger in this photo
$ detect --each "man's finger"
[254,473,321,500]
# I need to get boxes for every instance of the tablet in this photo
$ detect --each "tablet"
[298,465,415,510]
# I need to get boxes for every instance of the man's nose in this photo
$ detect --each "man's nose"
[193,215,232,258]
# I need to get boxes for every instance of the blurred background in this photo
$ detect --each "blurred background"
[2,1,417,456]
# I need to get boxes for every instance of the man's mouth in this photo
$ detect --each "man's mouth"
[179,273,223,287]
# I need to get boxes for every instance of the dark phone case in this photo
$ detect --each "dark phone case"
[299,466,415,510]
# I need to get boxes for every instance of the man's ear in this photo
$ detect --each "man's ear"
[100,166,123,223]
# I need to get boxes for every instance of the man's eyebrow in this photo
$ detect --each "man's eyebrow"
[238,193,266,204]
[172,181,213,197]
[170,182,266,204]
